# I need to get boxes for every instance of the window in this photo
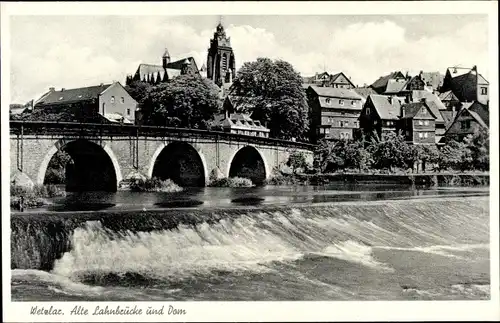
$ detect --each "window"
[418,120,424,125]
[387,121,393,126]
[481,87,487,95]
[340,132,345,139]
[121,97,125,104]
[325,128,330,134]
[406,131,410,136]
[419,133,423,138]
[351,100,356,106]
[339,100,344,106]
[127,108,131,116]
[374,120,378,125]
[344,121,349,127]
[326,98,331,104]
[424,132,428,138]
[366,107,371,115]
[421,108,427,115]
[461,120,471,129]
[111,96,115,103]
[424,120,429,126]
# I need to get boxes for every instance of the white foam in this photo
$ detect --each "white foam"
[311,240,394,272]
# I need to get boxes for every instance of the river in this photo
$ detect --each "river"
[11,184,490,301]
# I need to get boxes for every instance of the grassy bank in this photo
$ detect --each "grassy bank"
[267,171,489,187]
[10,184,66,209]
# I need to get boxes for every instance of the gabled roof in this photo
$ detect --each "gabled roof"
[166,57,197,70]
[410,90,446,122]
[401,102,436,120]
[35,84,111,106]
[367,94,403,120]
[440,110,455,130]
[370,71,405,89]
[438,90,459,101]
[329,71,356,88]
[353,87,377,99]
[384,78,409,94]
[308,85,363,100]
[467,109,488,128]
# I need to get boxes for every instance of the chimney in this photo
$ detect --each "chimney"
[61,88,65,92]
[49,87,55,92]
[100,83,104,87]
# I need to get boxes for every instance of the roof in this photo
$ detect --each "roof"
[136,64,165,82]
[308,85,363,100]
[367,94,402,120]
[410,90,446,122]
[165,57,197,70]
[384,78,408,94]
[440,111,455,130]
[447,66,472,78]
[213,113,270,132]
[467,109,488,128]
[35,84,111,106]
[438,90,459,101]
[353,87,377,99]
[370,71,405,90]
[401,102,428,119]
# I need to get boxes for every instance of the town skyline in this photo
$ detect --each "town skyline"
[10,14,489,103]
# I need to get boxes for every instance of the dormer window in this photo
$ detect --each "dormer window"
[366,107,371,115]
[326,98,331,104]
[121,97,125,103]
[339,100,344,105]
[481,87,488,95]
[351,101,356,106]
[111,96,115,103]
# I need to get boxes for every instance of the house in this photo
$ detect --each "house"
[399,102,437,145]
[126,48,199,85]
[33,82,138,124]
[306,85,364,142]
[210,95,270,138]
[370,71,407,94]
[408,91,446,143]
[358,94,403,140]
[440,66,489,105]
[211,113,270,138]
[302,71,355,89]
[443,101,489,141]
[438,90,461,111]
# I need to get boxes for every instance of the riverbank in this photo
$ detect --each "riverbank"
[270,172,490,187]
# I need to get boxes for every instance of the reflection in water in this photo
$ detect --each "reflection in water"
[231,197,265,206]
[155,200,204,208]
[22,184,489,213]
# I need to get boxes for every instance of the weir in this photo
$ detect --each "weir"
[11,196,489,273]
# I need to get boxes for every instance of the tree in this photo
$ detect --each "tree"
[143,74,222,128]
[230,58,309,141]
[314,139,371,173]
[287,152,307,174]
[413,144,440,172]
[438,139,470,171]
[368,132,414,171]
[44,150,73,184]
[463,127,489,171]
[125,80,154,105]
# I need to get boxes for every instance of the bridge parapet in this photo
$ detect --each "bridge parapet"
[9,121,315,151]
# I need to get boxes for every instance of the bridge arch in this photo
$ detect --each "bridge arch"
[37,139,122,192]
[227,145,269,185]
[149,142,208,187]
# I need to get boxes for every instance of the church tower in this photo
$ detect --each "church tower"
[207,20,236,87]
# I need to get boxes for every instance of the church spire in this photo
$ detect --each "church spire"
[162,47,171,68]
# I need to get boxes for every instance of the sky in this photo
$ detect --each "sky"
[9,14,489,103]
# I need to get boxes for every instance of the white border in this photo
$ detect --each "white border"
[2,1,499,322]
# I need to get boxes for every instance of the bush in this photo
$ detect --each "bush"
[209,177,254,187]
[266,174,302,185]
[10,184,65,209]
[129,177,183,192]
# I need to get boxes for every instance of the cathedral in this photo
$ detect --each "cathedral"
[126,21,236,93]
[206,22,236,88]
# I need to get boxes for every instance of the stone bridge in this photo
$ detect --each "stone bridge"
[10,121,315,191]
